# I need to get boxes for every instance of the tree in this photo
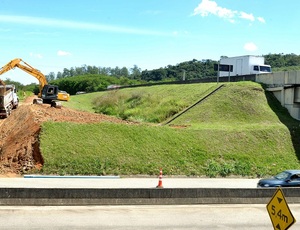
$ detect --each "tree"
[130,65,141,79]
[46,72,55,82]
[151,68,166,81]
[120,67,129,78]
[62,68,70,78]
[87,65,99,74]
[112,66,121,77]
[56,71,62,79]
[69,67,75,77]
[75,67,84,76]
[99,67,110,75]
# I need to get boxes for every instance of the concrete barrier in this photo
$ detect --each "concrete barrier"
[0,187,300,206]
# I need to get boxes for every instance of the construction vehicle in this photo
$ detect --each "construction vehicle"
[0,58,70,108]
[0,82,19,118]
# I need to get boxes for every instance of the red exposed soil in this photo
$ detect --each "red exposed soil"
[0,96,131,176]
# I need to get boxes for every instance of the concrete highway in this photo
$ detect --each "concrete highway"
[0,176,259,188]
[1,204,299,229]
[0,177,299,229]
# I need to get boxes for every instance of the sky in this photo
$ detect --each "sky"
[0,0,299,85]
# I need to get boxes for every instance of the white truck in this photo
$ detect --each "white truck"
[219,55,272,77]
[0,84,19,118]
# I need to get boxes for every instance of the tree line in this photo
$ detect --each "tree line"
[45,59,218,83]
[4,53,300,96]
[46,65,142,82]
[264,53,300,70]
[46,53,300,83]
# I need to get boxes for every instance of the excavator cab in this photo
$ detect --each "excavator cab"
[41,85,59,103]
[32,85,63,108]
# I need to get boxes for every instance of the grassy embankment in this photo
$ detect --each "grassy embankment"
[38,82,300,177]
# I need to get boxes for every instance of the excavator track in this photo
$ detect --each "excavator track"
[32,98,43,105]
[51,101,62,109]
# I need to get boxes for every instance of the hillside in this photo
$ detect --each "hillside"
[0,96,130,175]
[0,82,299,177]
[43,82,300,177]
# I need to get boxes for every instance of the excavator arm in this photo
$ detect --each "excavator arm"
[0,58,47,97]
[0,58,21,75]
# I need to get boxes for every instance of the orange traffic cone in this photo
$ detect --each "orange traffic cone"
[156,168,163,188]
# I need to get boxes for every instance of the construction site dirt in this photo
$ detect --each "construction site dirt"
[0,96,131,177]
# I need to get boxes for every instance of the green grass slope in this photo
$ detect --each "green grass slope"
[40,82,300,177]
[63,92,99,113]
[170,82,282,127]
[64,83,221,123]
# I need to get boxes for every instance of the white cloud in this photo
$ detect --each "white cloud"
[193,0,265,24]
[0,15,169,36]
[244,42,258,52]
[239,12,255,21]
[195,0,218,16]
[57,50,71,56]
[193,0,236,22]
[29,52,43,59]
[257,17,266,23]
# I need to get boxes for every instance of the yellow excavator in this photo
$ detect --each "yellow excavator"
[0,58,70,107]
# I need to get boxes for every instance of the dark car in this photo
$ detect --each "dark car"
[257,170,300,187]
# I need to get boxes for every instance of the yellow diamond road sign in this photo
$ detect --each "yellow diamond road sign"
[267,188,296,230]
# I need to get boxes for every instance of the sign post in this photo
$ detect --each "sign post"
[266,188,296,230]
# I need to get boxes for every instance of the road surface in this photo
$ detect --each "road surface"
[0,177,259,188]
[0,204,298,229]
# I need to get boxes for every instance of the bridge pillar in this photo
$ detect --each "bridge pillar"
[257,71,300,121]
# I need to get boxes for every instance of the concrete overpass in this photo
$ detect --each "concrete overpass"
[256,70,300,120]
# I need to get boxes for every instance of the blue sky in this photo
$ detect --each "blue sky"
[0,0,299,84]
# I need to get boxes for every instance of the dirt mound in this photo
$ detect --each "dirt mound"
[0,100,131,176]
